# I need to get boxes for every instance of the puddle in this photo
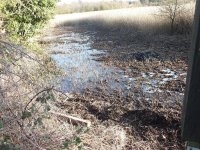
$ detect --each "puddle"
[141,69,179,93]
[47,32,130,93]
[46,31,184,95]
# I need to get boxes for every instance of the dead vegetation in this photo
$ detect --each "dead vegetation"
[56,2,194,36]
[0,1,195,149]
[55,1,141,14]
[0,40,130,150]
[36,23,188,149]
[43,2,194,148]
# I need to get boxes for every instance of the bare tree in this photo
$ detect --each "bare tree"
[159,0,186,33]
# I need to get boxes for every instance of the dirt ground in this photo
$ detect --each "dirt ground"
[89,27,189,149]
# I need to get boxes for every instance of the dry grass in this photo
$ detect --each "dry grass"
[55,1,141,14]
[0,2,195,149]
[38,24,189,149]
[52,6,167,34]
[80,125,127,150]
[0,40,129,150]
[44,3,194,149]
[53,2,195,36]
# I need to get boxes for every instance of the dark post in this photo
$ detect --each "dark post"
[182,0,200,149]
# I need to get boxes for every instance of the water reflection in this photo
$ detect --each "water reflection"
[47,31,184,95]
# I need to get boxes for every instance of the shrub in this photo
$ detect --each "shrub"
[1,0,56,41]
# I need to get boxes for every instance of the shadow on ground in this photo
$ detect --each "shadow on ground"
[85,101,184,149]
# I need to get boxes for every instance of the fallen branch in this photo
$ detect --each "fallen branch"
[49,111,91,127]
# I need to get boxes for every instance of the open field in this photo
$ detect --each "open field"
[52,3,194,35]
[52,6,161,27]
[55,1,141,14]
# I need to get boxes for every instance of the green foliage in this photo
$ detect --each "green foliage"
[0,136,20,150]
[0,141,20,150]
[0,40,61,149]
[34,117,43,126]
[22,90,55,126]
[21,111,32,119]
[36,91,55,104]
[26,90,55,126]
[0,144,11,150]
[0,119,3,129]
[1,0,56,41]
[62,136,83,150]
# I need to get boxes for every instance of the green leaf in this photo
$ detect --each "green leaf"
[36,97,42,102]
[21,111,32,120]
[34,117,43,126]
[78,145,83,150]
[45,104,51,112]
[40,97,47,104]
[63,141,69,149]
[36,95,46,104]
[0,119,3,129]
[47,91,55,101]
[74,137,82,145]
[31,103,36,113]
[2,0,56,41]
[0,144,10,150]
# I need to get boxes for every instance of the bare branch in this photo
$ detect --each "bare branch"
[24,86,54,111]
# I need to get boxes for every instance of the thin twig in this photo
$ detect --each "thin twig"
[24,87,54,111]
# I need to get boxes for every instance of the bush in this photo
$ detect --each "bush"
[1,0,56,41]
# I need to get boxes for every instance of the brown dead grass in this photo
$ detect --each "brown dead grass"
[0,2,195,149]
[52,2,195,36]
[55,1,141,14]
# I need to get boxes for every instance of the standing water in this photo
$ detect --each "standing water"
[46,31,184,95]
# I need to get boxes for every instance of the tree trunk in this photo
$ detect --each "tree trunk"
[171,18,175,34]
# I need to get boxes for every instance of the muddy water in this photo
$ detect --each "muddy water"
[47,31,184,95]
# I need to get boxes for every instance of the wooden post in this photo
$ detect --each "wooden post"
[182,0,200,149]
